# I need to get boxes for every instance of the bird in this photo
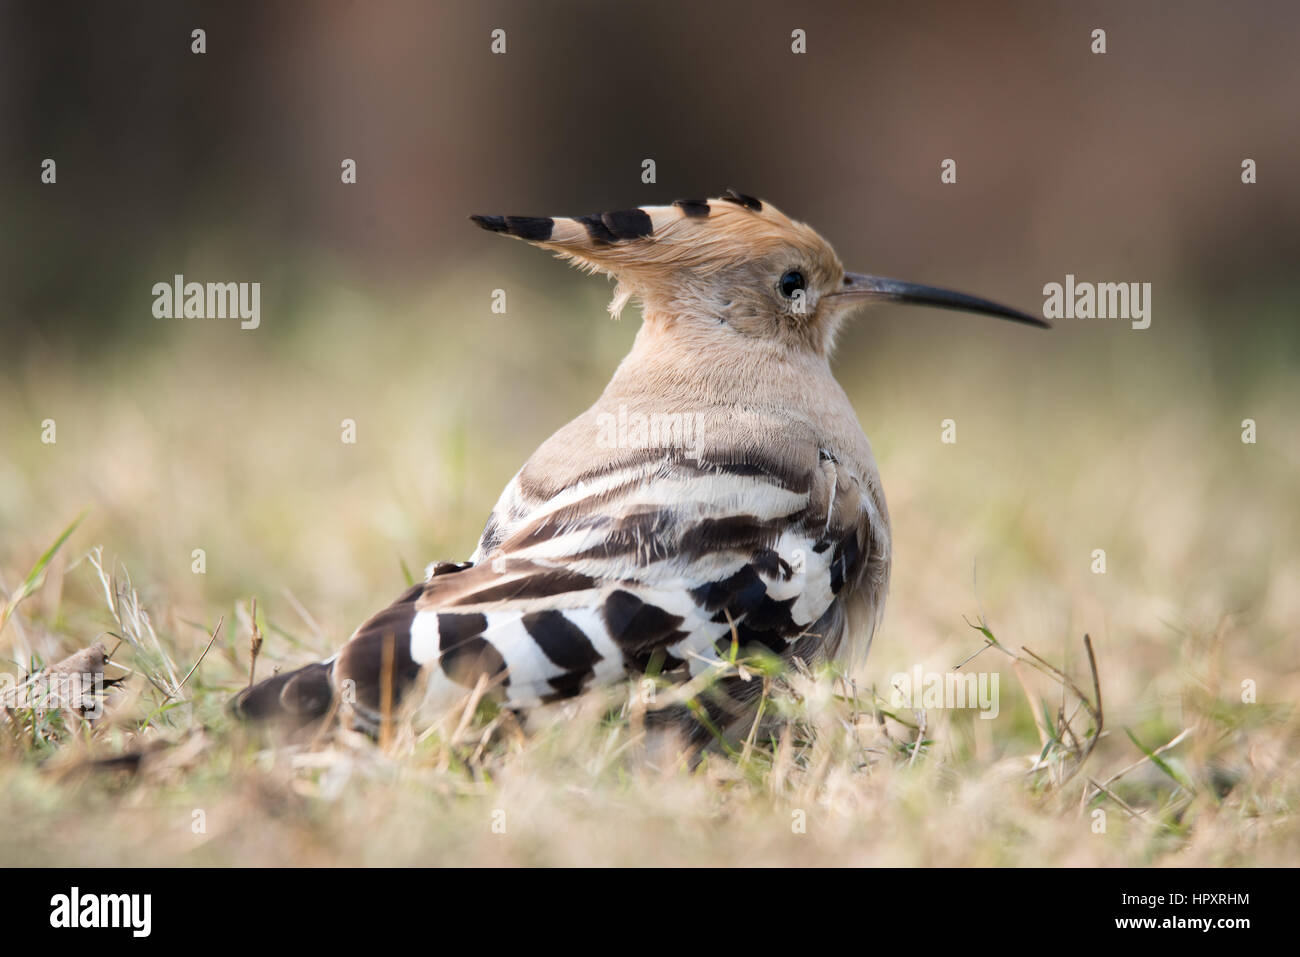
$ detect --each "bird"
[232,191,1047,743]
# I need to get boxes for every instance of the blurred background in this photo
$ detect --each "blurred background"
[5,0,1300,345]
[1,0,1296,770]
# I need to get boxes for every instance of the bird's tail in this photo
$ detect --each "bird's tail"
[230,659,336,727]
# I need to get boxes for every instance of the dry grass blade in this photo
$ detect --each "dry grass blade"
[965,621,1104,789]
[87,548,181,700]
[176,617,223,695]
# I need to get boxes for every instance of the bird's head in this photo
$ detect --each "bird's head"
[472,191,1046,358]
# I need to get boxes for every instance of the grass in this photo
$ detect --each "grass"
[1,283,1297,866]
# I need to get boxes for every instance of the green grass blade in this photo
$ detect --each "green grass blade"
[0,511,86,635]
[1125,727,1196,792]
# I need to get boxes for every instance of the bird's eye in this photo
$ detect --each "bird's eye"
[778,269,806,299]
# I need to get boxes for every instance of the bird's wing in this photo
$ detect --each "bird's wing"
[335,447,885,727]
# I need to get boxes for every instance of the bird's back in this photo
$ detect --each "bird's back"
[326,320,890,736]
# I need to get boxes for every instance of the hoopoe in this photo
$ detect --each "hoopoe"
[233,192,1045,741]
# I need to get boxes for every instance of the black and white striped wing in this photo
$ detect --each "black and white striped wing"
[335,450,884,727]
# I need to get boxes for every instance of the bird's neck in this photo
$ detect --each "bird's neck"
[601,312,836,414]
[513,312,881,500]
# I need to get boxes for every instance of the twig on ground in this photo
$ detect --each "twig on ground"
[246,598,263,689]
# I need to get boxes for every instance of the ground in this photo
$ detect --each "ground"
[1,281,1296,866]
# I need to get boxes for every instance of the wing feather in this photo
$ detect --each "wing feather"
[335,448,882,730]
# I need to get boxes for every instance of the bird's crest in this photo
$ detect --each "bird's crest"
[471,190,838,317]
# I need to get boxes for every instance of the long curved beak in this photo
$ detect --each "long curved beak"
[830,272,1049,329]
